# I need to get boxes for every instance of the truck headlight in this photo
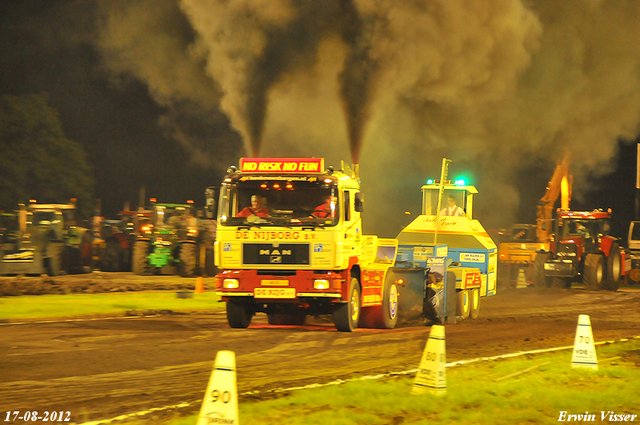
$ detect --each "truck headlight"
[223,279,239,289]
[313,279,330,290]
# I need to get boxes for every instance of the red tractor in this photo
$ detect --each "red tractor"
[532,209,624,291]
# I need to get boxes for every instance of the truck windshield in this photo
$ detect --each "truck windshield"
[219,179,339,227]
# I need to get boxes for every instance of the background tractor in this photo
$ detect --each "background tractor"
[94,210,146,272]
[532,209,624,290]
[132,201,200,277]
[0,212,20,253]
[0,201,93,276]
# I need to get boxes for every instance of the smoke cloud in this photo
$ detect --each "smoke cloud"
[94,0,640,236]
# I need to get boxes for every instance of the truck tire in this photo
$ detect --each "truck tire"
[374,274,399,329]
[469,288,480,319]
[603,243,621,291]
[133,240,152,275]
[584,254,604,290]
[456,290,470,318]
[102,239,122,272]
[333,278,361,332]
[227,301,252,328]
[46,242,64,276]
[179,243,197,277]
[267,314,306,326]
[532,252,550,287]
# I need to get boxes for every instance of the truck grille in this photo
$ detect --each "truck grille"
[243,243,310,266]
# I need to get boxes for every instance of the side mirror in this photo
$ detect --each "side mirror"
[354,193,364,213]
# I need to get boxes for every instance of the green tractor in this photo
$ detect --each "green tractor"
[132,201,200,277]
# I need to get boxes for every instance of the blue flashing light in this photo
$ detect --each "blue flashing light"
[426,179,434,185]
[454,179,466,186]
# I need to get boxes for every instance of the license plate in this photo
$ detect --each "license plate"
[254,287,296,299]
[260,279,290,286]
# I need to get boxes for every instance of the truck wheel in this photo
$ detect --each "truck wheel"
[267,314,306,326]
[374,275,399,329]
[179,243,196,277]
[133,241,152,275]
[532,252,550,287]
[333,278,361,332]
[603,243,621,291]
[584,254,604,290]
[102,239,122,272]
[456,290,470,318]
[46,243,64,276]
[227,301,252,328]
[469,288,480,319]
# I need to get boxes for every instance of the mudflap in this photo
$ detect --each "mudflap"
[422,270,457,324]
[394,265,457,324]
[394,268,427,321]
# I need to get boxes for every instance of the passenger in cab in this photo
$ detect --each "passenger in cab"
[313,195,336,218]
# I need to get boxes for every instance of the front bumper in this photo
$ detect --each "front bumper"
[216,269,346,302]
[544,260,575,278]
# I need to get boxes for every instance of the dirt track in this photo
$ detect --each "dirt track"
[1,274,640,424]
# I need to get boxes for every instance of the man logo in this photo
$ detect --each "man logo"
[270,256,282,263]
[260,249,292,256]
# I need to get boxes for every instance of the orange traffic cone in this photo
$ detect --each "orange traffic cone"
[195,276,205,294]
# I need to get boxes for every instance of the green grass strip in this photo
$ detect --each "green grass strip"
[0,291,222,319]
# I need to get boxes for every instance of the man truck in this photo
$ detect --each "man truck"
[213,158,399,331]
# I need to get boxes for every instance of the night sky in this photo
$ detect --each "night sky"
[1,0,639,239]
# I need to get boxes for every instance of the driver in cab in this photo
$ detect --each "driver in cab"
[440,195,465,217]
[237,195,269,218]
